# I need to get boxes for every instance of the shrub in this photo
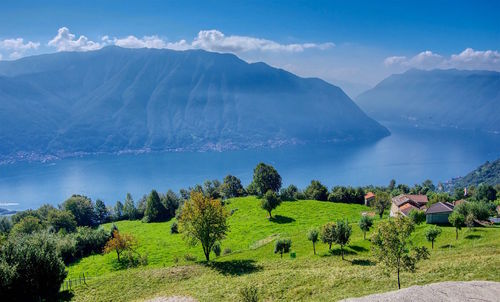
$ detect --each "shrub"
[321,222,336,250]
[408,209,426,224]
[0,232,67,301]
[274,238,292,258]
[55,233,77,264]
[307,228,319,255]
[280,184,299,201]
[103,230,137,262]
[47,210,77,233]
[0,217,12,235]
[212,242,221,257]
[170,221,179,234]
[184,253,196,261]
[72,226,110,258]
[10,216,44,235]
[239,285,259,302]
[304,180,329,201]
[333,219,352,260]
[425,225,442,249]
[223,248,232,255]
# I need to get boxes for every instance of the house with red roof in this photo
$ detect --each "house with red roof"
[390,194,428,217]
[364,192,375,206]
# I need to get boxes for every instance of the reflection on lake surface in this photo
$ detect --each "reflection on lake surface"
[1,126,500,210]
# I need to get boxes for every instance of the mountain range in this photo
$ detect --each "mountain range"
[0,46,389,163]
[356,69,500,133]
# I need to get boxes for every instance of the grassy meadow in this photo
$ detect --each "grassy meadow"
[68,197,500,301]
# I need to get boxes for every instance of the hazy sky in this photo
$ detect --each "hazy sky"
[1,0,499,96]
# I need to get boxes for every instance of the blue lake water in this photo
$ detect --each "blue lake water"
[1,126,500,211]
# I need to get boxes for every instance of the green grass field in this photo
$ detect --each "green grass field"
[68,197,500,301]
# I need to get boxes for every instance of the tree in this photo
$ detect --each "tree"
[123,193,138,220]
[103,230,137,262]
[304,180,329,201]
[221,175,245,199]
[94,199,110,224]
[371,216,430,289]
[307,228,319,255]
[113,201,124,221]
[204,179,222,199]
[10,216,44,235]
[448,211,465,240]
[333,219,352,260]
[261,190,281,218]
[408,209,426,224]
[475,184,496,201]
[425,226,442,249]
[144,190,167,222]
[372,191,391,219]
[251,162,282,195]
[280,184,299,201]
[388,179,396,191]
[0,217,12,235]
[320,222,336,250]
[274,238,292,258]
[62,195,97,227]
[0,231,67,301]
[358,215,373,240]
[465,213,475,230]
[178,192,229,261]
[161,190,180,220]
[47,210,77,233]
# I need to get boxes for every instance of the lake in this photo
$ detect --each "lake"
[1,126,500,211]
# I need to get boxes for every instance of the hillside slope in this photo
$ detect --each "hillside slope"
[0,47,389,162]
[356,69,500,132]
[446,158,500,189]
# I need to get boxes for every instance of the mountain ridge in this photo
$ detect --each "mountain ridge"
[0,46,389,163]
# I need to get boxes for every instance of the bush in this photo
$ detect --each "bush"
[47,210,77,233]
[212,242,221,257]
[408,209,426,224]
[223,248,232,255]
[239,285,259,302]
[72,226,109,258]
[55,234,77,264]
[184,253,196,261]
[280,184,299,201]
[304,180,329,201]
[0,217,12,235]
[170,221,179,234]
[10,216,44,235]
[0,232,67,301]
[274,238,292,258]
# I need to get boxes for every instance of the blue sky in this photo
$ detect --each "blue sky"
[1,0,499,96]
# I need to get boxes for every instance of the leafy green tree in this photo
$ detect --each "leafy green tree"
[453,187,466,200]
[474,184,496,201]
[10,216,44,235]
[280,184,299,201]
[178,192,229,261]
[408,209,426,224]
[94,199,110,224]
[123,193,138,220]
[274,238,292,258]
[72,226,110,258]
[0,217,12,235]
[0,231,67,301]
[251,162,282,195]
[307,228,319,255]
[47,210,77,233]
[304,180,329,201]
[221,175,245,198]
[388,179,396,191]
[144,190,167,223]
[372,216,430,289]
[136,195,147,218]
[103,230,137,262]
[373,191,391,218]
[425,226,442,249]
[261,190,281,218]
[11,209,41,225]
[428,192,452,206]
[333,219,352,260]
[320,222,336,250]
[62,195,97,227]
[358,215,373,240]
[113,201,124,221]
[161,190,180,219]
[204,179,222,199]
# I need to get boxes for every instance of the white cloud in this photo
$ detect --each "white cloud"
[48,27,102,51]
[190,30,334,53]
[0,38,40,59]
[384,48,500,71]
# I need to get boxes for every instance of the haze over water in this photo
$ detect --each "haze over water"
[1,126,500,211]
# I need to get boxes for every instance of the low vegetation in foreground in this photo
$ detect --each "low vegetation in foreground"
[64,196,498,301]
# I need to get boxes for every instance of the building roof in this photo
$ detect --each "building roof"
[392,194,429,207]
[426,202,454,214]
[454,199,467,206]
[399,203,421,216]
[365,192,375,199]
